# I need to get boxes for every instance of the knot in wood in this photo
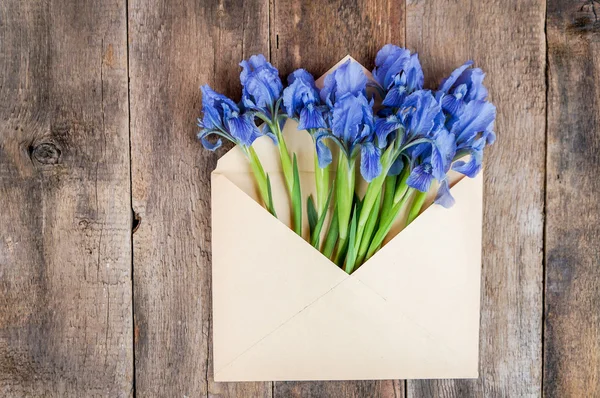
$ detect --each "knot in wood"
[31,142,61,165]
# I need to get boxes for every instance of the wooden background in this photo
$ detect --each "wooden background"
[0,0,598,396]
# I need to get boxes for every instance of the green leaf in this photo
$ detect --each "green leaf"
[291,154,302,236]
[393,165,411,205]
[333,157,356,264]
[407,190,427,226]
[380,174,397,223]
[266,174,277,217]
[311,187,333,249]
[354,193,363,215]
[356,190,381,266]
[344,205,359,274]
[365,188,415,261]
[322,205,339,259]
[307,195,318,238]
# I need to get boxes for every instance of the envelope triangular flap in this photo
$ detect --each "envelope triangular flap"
[353,173,483,367]
[215,276,473,381]
[211,173,348,375]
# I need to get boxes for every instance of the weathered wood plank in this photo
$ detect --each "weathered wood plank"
[128,0,271,396]
[0,0,132,396]
[405,0,546,396]
[544,1,600,396]
[270,0,404,76]
[274,380,404,398]
[270,1,404,396]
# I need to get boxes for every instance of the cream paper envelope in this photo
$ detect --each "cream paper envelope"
[211,58,483,381]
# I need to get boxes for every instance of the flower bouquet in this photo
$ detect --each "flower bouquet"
[200,46,496,381]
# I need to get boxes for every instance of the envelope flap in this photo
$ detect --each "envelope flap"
[352,174,483,358]
[211,173,348,374]
[215,276,476,381]
[214,120,319,174]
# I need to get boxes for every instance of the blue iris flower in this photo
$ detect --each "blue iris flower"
[375,90,446,153]
[372,44,424,108]
[282,69,327,130]
[316,60,381,181]
[447,99,496,177]
[331,94,380,181]
[404,127,456,207]
[240,54,283,117]
[374,89,457,206]
[197,85,261,150]
[320,59,368,107]
[438,60,488,117]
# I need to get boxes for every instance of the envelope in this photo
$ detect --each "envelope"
[211,58,483,381]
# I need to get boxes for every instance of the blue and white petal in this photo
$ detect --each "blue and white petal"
[314,129,333,168]
[360,142,382,182]
[434,179,455,208]
[407,163,435,192]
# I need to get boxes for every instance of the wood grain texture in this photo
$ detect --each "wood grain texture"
[270,0,404,77]
[128,0,271,396]
[405,0,546,397]
[545,1,600,396]
[274,380,404,398]
[270,1,404,397]
[0,0,132,396]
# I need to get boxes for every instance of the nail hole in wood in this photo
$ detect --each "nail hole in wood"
[132,210,141,234]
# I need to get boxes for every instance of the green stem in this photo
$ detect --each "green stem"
[407,190,427,226]
[333,156,355,265]
[314,150,330,217]
[322,206,339,259]
[270,119,304,236]
[364,188,415,262]
[393,165,411,205]
[291,154,302,236]
[380,174,397,225]
[355,190,382,266]
[346,146,395,272]
[246,146,276,216]
[271,121,294,196]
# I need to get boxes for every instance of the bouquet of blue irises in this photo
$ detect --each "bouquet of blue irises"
[198,45,496,275]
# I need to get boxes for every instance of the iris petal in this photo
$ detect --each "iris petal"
[388,156,405,176]
[226,114,262,146]
[197,130,223,151]
[299,106,326,130]
[320,60,367,105]
[430,128,456,180]
[407,163,434,192]
[335,60,368,98]
[441,94,465,116]
[404,53,425,92]
[314,130,333,168]
[373,44,411,88]
[450,100,496,146]
[374,116,402,148]
[452,149,483,178]
[240,54,283,114]
[439,60,474,93]
[434,179,455,208]
[454,68,488,102]
[332,95,365,144]
[382,86,407,108]
[360,142,382,182]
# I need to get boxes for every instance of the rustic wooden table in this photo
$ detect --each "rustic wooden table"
[1,0,598,397]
